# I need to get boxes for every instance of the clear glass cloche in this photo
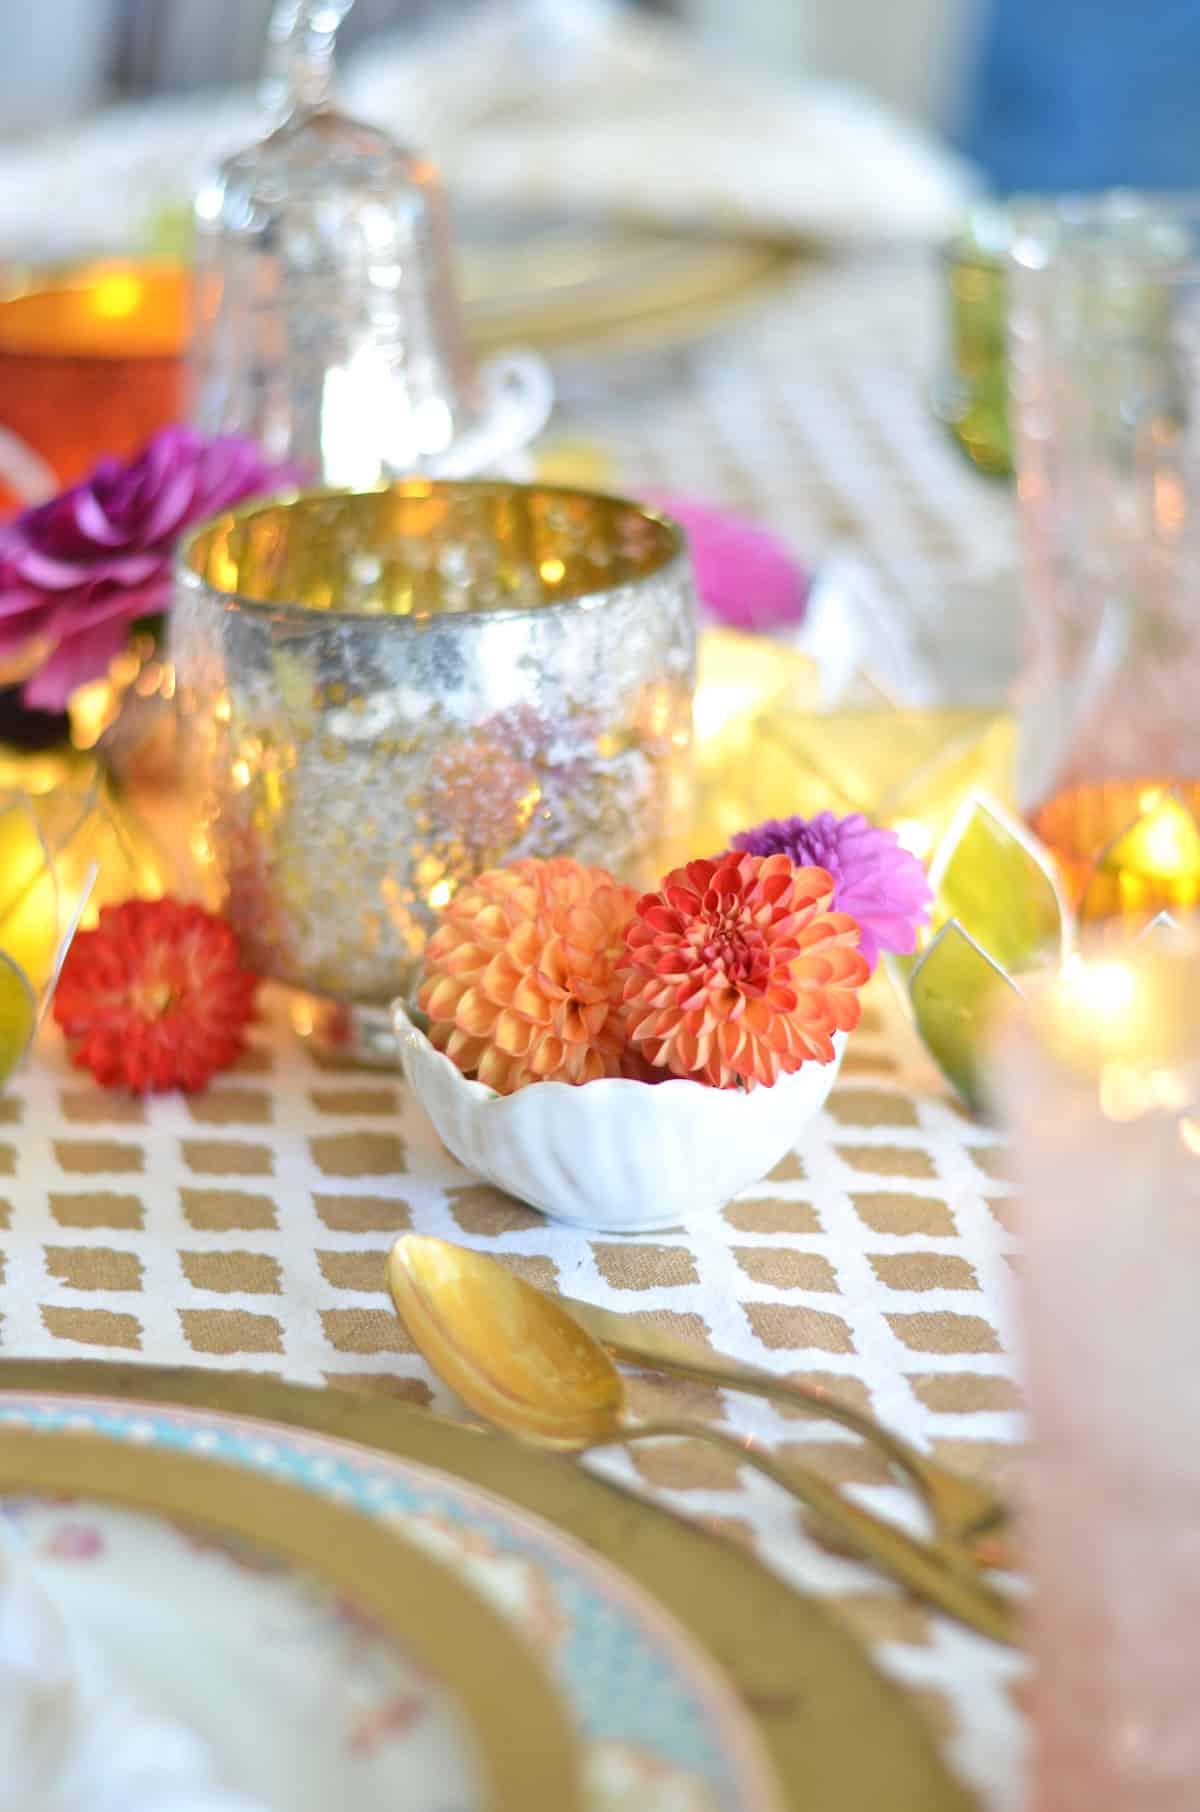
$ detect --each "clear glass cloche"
[188,0,490,488]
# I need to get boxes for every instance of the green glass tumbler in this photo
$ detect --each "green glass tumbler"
[934,206,1012,479]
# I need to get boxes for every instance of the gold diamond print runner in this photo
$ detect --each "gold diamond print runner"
[2,980,1024,1808]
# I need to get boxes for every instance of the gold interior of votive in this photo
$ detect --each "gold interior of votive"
[181,482,684,619]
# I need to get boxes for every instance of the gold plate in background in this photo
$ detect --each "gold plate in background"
[454,207,802,357]
[0,1424,583,1812]
[0,1359,978,1812]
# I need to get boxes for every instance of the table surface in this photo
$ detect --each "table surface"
[3,255,1025,1809]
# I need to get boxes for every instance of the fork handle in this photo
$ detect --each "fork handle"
[585,1418,1018,1647]
[595,1329,1008,1550]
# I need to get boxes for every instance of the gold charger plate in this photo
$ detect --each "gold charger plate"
[0,1359,977,1812]
[456,208,803,356]
[0,1422,581,1812]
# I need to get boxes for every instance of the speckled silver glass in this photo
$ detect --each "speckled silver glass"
[172,482,696,1045]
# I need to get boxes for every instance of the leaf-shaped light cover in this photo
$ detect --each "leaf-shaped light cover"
[0,766,168,1088]
[908,921,1019,1113]
[892,793,1070,1109]
[926,793,1069,976]
[749,701,1016,866]
[0,800,81,1088]
[0,955,37,1087]
[898,787,1200,1110]
[687,630,821,860]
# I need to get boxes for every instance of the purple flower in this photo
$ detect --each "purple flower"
[732,811,932,970]
[0,427,302,710]
[647,493,809,632]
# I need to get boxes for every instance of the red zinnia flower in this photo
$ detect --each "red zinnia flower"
[620,852,868,1089]
[53,898,258,1092]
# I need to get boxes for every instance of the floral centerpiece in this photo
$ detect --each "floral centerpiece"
[0,429,294,1091]
[394,814,929,1232]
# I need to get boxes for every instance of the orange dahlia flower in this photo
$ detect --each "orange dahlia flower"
[620,852,868,1089]
[418,857,637,1094]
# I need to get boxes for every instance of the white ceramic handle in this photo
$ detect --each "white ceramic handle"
[0,428,56,506]
[482,349,556,445]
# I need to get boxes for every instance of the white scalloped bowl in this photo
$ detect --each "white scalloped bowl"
[393,1003,846,1233]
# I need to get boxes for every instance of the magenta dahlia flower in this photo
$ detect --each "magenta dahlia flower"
[731,811,932,970]
[0,427,301,711]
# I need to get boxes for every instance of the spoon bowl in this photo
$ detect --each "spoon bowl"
[386,1235,623,1448]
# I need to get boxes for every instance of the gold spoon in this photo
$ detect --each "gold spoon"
[386,1234,1018,1646]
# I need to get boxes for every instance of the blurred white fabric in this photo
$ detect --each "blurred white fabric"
[798,556,1021,708]
[348,0,978,239]
[0,1527,265,1812]
[0,0,975,261]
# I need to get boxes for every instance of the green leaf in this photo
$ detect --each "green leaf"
[909,920,1020,1113]
[928,793,1067,979]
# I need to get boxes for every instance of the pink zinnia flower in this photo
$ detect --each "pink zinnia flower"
[647,493,808,632]
[731,812,932,970]
[0,426,301,710]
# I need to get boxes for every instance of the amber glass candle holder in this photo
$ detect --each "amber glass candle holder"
[1031,779,1200,926]
[0,259,188,505]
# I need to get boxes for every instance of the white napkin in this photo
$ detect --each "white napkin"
[346,0,977,244]
[0,1525,267,1812]
[0,0,973,262]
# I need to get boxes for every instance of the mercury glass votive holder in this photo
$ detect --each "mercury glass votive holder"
[172,482,696,1054]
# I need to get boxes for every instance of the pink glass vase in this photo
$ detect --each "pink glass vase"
[1001,945,1200,1812]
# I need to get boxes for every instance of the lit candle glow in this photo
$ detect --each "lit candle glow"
[1032,779,1200,926]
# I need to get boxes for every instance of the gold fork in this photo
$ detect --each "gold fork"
[557,1296,1016,1569]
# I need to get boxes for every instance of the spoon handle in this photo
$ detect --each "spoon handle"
[586,1418,1018,1647]
[562,1296,1009,1551]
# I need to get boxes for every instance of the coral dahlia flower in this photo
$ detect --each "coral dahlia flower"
[418,857,637,1094]
[621,852,868,1089]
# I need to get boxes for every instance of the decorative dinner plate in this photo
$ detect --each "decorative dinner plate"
[0,1363,976,1812]
[0,1428,579,1812]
